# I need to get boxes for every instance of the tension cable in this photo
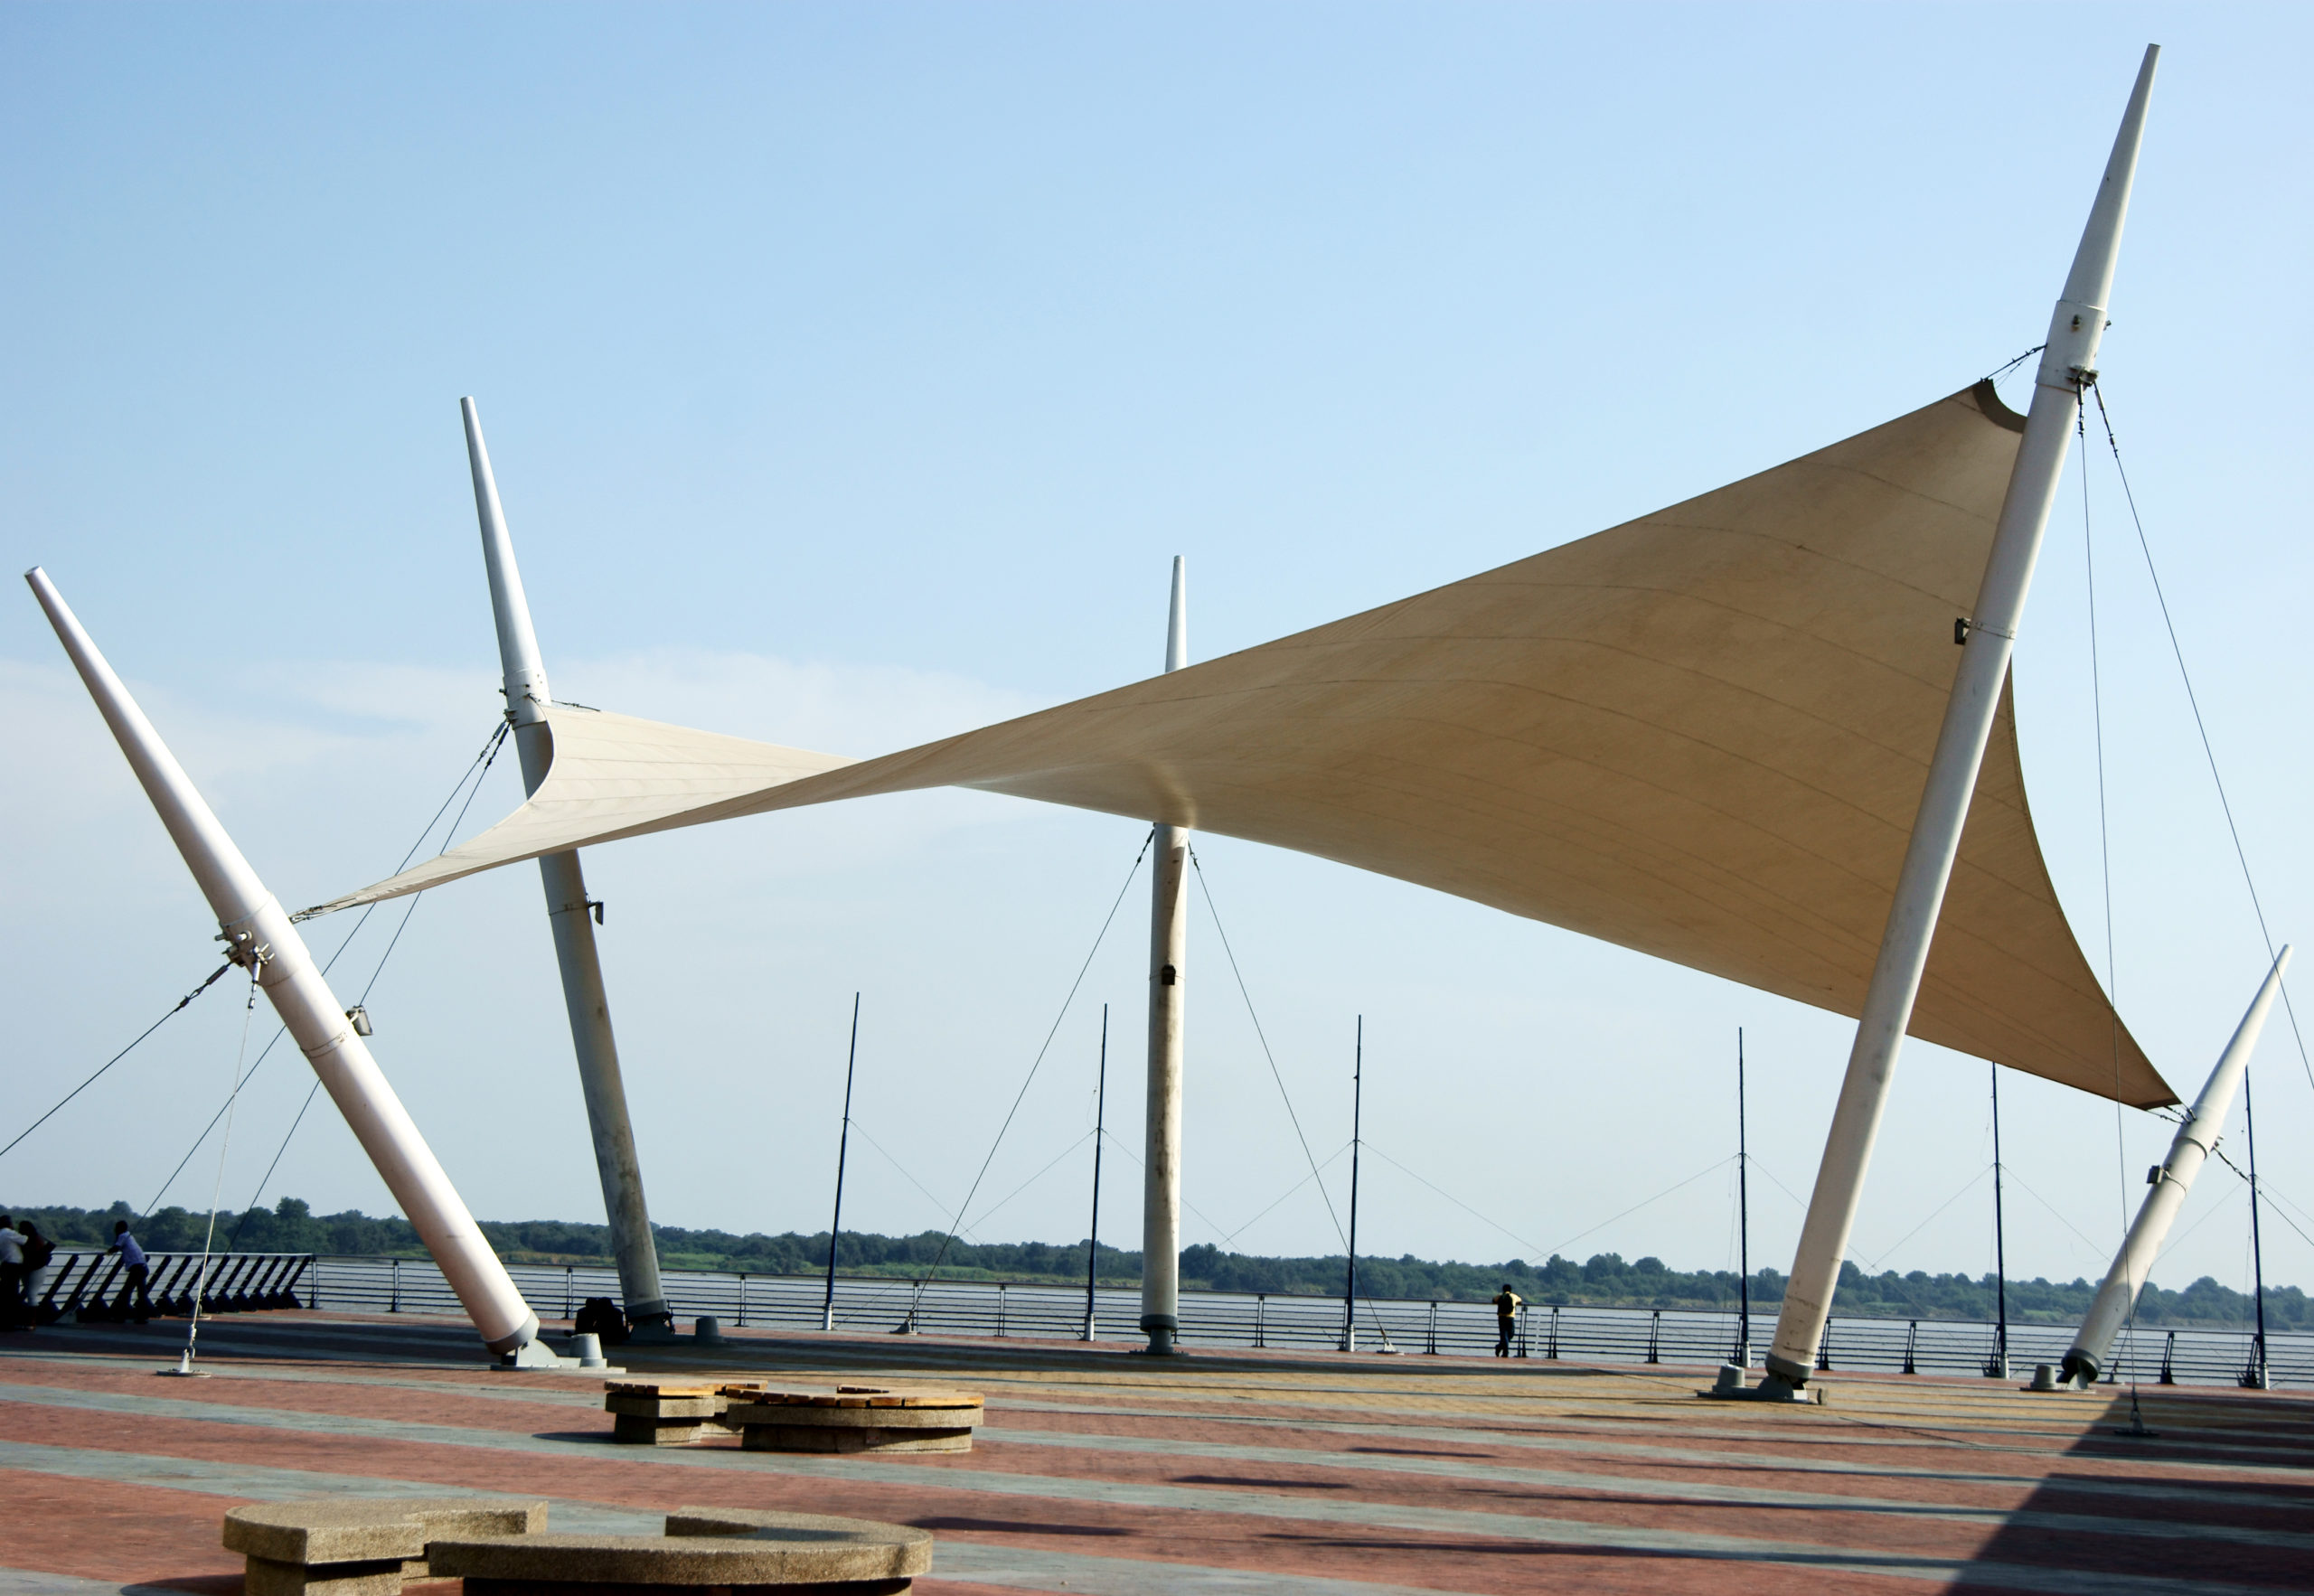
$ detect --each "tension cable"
[902,829,1154,1310]
[222,719,513,1244]
[179,961,262,1369]
[2091,382,2314,1099]
[137,720,506,1225]
[1188,844,1394,1339]
[0,959,235,1165]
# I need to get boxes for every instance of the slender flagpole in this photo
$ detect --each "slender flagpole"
[2243,1068,2270,1388]
[823,993,861,1332]
[1762,47,2159,1398]
[1085,1004,1108,1341]
[1342,1017,1363,1353]
[1141,557,1190,1355]
[461,399,670,1333]
[1990,1063,2010,1378]
[1737,1028,1751,1367]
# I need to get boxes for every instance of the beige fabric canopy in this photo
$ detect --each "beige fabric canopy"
[311,381,2169,1107]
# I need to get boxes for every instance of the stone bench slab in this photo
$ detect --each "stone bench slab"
[722,1401,979,1431]
[224,1497,547,1565]
[740,1426,973,1454]
[718,1384,977,1410]
[225,1497,547,1595]
[607,1394,725,1420]
[429,1514,932,1588]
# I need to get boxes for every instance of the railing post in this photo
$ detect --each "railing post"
[1646,1310,1661,1365]
[2159,1330,2176,1385]
[738,1272,748,1328]
[1425,1300,1438,1356]
[1547,1305,1559,1360]
[1816,1318,1833,1372]
[563,1264,573,1321]
[1255,1294,1266,1349]
[390,1257,400,1314]
[1517,1306,1529,1358]
[997,1282,1008,1338]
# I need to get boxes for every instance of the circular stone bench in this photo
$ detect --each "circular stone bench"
[603,1380,729,1445]
[717,1383,983,1455]
[428,1510,932,1593]
[222,1497,547,1596]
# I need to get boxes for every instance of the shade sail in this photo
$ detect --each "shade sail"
[311,381,2169,1106]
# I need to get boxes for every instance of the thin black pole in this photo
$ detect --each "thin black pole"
[1737,1028,1750,1366]
[1342,1016,1363,1352]
[1991,1062,2008,1375]
[1085,1005,1108,1340]
[2245,1067,2269,1387]
[823,993,861,1332]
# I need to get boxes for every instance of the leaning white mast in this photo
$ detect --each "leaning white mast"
[1141,556,1190,1355]
[461,399,672,1334]
[26,568,557,1364]
[2057,948,2290,1387]
[1760,45,2161,1399]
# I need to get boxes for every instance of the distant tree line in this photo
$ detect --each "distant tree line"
[8,1196,2300,1331]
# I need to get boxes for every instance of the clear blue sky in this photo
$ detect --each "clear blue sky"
[5,4,2309,1304]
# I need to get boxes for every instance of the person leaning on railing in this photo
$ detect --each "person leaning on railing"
[108,1221,155,1323]
[1492,1283,1524,1357]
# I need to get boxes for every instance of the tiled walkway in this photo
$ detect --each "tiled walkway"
[2,1310,2309,1594]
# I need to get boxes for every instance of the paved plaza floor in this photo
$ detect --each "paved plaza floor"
[1,1309,2309,1595]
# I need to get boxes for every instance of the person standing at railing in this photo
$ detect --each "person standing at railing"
[17,1223,55,1319]
[1492,1283,1524,1357]
[108,1221,155,1323]
[0,1218,25,1329]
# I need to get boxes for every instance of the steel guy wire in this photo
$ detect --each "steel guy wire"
[2092,381,2313,1099]
[1186,845,1392,1338]
[224,719,514,1244]
[147,720,508,1225]
[1217,1142,1352,1250]
[1535,1155,1736,1264]
[183,963,261,1365]
[1359,1142,1552,1263]
[907,829,1154,1308]
[0,959,235,1164]
[962,1130,1096,1235]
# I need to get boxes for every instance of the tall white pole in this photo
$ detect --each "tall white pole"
[1141,556,1190,1355]
[2060,948,2290,1385]
[25,568,548,1358]
[1762,46,2159,1396]
[461,399,671,1331]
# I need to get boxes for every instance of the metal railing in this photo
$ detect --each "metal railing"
[32,1252,311,1322]
[299,1257,2308,1389]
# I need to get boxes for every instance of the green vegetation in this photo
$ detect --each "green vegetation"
[8,1196,2299,1330]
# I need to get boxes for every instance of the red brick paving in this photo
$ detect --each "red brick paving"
[2,1314,2309,1595]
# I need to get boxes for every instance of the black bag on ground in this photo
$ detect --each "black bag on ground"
[574,1296,629,1346]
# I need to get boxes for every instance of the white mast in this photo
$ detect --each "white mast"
[25,568,555,1362]
[2058,948,2290,1387]
[461,399,671,1333]
[1141,556,1190,1355]
[1761,46,2160,1398]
